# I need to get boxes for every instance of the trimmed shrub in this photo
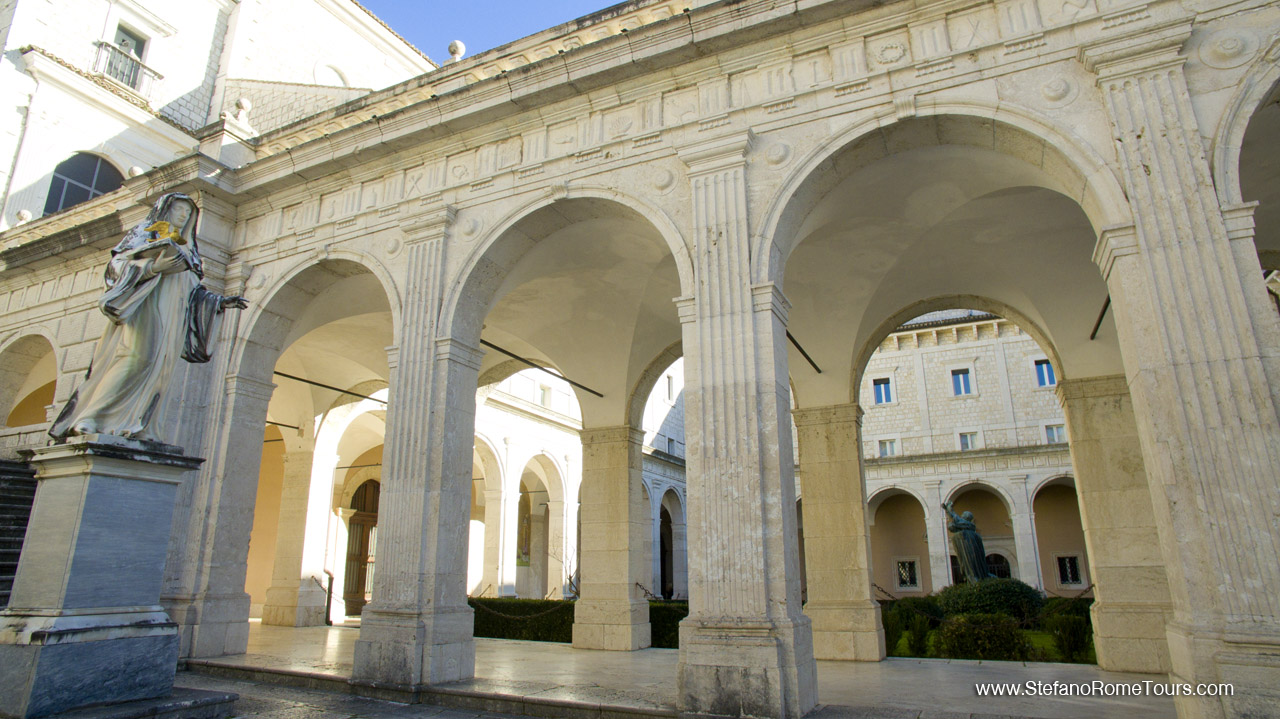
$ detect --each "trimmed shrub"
[882,606,905,656]
[649,600,689,648]
[894,595,944,622]
[906,613,932,657]
[469,598,574,643]
[936,613,1031,661]
[1045,615,1092,662]
[1039,596,1094,627]
[937,579,1043,623]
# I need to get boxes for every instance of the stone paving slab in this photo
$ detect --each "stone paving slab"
[40,688,237,719]
[189,623,1177,719]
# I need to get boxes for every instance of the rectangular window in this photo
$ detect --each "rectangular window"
[951,368,972,395]
[959,432,977,451]
[1057,555,1083,586]
[538,385,551,407]
[896,560,919,589]
[1046,424,1066,443]
[878,439,897,457]
[665,374,674,401]
[667,437,676,454]
[1035,359,1057,387]
[873,378,892,404]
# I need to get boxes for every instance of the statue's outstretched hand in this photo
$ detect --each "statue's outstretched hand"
[220,295,249,310]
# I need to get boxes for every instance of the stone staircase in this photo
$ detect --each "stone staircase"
[0,459,37,608]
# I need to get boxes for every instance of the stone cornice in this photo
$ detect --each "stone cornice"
[1093,224,1140,282]
[1077,17,1193,79]
[579,425,645,446]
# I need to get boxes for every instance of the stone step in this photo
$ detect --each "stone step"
[185,660,679,719]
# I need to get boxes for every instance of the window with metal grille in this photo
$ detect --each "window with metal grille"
[895,560,918,589]
[1057,555,1083,585]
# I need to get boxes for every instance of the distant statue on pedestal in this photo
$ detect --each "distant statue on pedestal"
[943,501,991,583]
[49,193,247,444]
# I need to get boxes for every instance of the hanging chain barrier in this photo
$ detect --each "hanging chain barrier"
[466,597,575,621]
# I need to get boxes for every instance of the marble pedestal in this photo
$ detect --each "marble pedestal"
[0,436,202,719]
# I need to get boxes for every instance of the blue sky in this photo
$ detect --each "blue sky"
[358,1,618,63]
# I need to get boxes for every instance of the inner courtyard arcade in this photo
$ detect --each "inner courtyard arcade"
[2,0,1280,717]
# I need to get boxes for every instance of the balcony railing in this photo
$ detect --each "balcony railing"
[93,41,162,98]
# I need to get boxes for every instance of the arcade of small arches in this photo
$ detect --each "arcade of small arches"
[3,7,1280,718]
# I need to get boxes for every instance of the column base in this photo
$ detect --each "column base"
[1091,601,1170,673]
[261,582,328,627]
[164,591,251,658]
[351,605,475,687]
[804,599,884,661]
[0,609,179,718]
[677,615,816,719]
[572,599,651,650]
[1165,621,1280,719]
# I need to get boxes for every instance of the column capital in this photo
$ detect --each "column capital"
[385,344,400,370]
[1056,374,1129,404]
[434,337,483,370]
[674,295,697,324]
[1221,201,1259,242]
[579,425,643,446]
[1092,224,1139,282]
[223,373,276,403]
[792,402,862,428]
[676,130,757,176]
[750,282,790,323]
[1077,18,1191,80]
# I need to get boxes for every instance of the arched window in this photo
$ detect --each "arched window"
[43,153,124,216]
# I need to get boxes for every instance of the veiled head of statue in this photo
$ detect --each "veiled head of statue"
[962,511,974,521]
[139,192,203,278]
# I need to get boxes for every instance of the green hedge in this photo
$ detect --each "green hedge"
[469,598,575,643]
[937,579,1043,623]
[649,601,689,648]
[936,613,1031,661]
[1039,596,1094,627]
[467,598,689,647]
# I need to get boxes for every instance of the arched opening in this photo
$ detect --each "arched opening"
[945,484,1015,584]
[43,153,124,216]
[868,489,931,595]
[515,461,552,599]
[1238,78,1280,272]
[343,479,380,616]
[1033,477,1091,596]
[223,258,395,633]
[658,489,686,600]
[0,335,56,429]
[447,193,690,650]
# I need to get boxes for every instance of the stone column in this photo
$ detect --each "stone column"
[920,480,951,590]
[672,515,688,600]
[352,208,477,688]
[0,437,201,717]
[572,426,650,650]
[481,487,504,597]
[792,403,883,661]
[1057,375,1171,673]
[332,507,355,623]
[165,373,275,658]
[546,497,566,598]
[1008,477,1040,588]
[675,133,816,718]
[261,444,329,626]
[1084,26,1280,716]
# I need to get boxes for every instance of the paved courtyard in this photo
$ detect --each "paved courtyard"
[181,622,1177,719]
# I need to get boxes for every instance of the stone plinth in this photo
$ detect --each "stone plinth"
[0,436,202,718]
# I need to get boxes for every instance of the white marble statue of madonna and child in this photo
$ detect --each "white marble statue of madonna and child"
[49,192,247,444]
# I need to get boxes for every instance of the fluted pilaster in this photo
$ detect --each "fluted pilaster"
[675,132,816,718]
[1085,26,1280,716]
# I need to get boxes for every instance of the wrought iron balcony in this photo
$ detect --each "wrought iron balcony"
[93,41,162,98]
